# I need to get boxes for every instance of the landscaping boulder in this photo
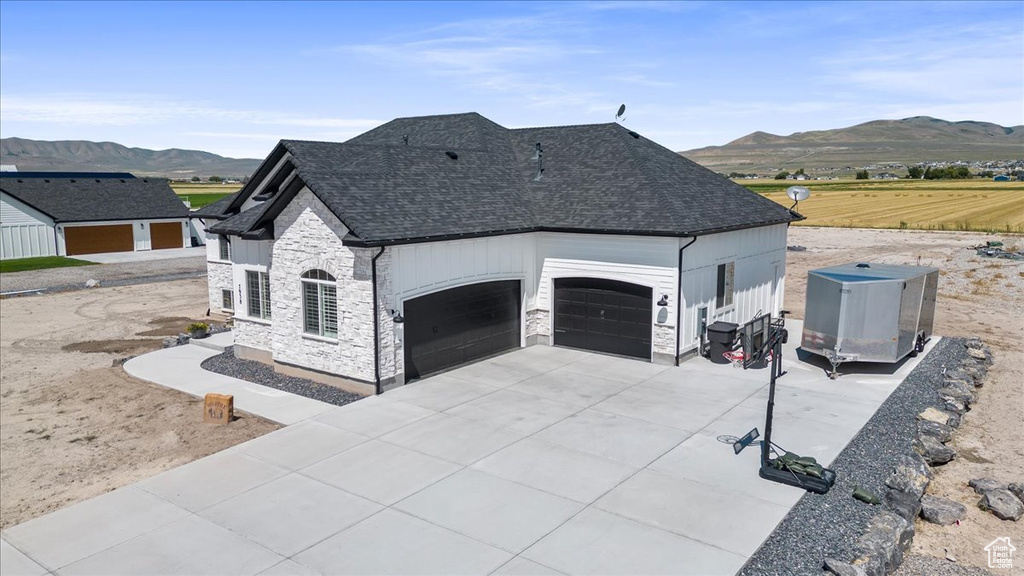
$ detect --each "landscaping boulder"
[885,461,932,521]
[84,278,100,288]
[913,435,955,465]
[979,489,1024,521]
[942,398,967,415]
[945,411,962,429]
[852,511,915,576]
[824,557,868,576]
[920,495,966,525]
[964,337,984,350]
[957,362,986,385]
[942,369,973,387]
[966,346,992,367]
[1009,482,1024,503]
[916,420,953,443]
[938,386,975,408]
[969,477,1006,495]
[917,407,950,426]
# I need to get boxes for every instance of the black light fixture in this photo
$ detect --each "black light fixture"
[390,309,405,324]
[657,294,669,307]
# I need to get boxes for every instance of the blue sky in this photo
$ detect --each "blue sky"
[2,1,1021,159]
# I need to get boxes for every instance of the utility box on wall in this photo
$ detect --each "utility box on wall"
[801,263,939,364]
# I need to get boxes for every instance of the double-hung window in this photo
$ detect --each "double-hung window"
[716,261,735,309]
[246,270,271,320]
[301,269,338,339]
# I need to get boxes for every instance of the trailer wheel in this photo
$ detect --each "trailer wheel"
[909,334,925,357]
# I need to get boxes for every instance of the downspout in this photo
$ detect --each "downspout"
[371,247,386,395]
[675,236,698,366]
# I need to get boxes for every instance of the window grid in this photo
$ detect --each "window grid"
[246,270,271,319]
[301,269,338,339]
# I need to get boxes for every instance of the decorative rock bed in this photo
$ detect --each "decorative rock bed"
[739,337,1012,576]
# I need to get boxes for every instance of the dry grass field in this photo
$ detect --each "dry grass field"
[743,179,1024,233]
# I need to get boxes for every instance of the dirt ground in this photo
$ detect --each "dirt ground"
[0,278,279,530]
[786,227,1024,574]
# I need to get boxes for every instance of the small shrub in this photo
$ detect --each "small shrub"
[187,322,209,332]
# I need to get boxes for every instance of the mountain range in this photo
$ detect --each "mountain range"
[0,138,262,178]
[2,116,1021,178]
[680,116,1023,174]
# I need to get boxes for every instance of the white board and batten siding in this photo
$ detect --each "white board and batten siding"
[0,192,56,259]
[678,224,787,355]
[390,233,536,304]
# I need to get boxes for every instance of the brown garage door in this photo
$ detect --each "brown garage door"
[150,222,183,250]
[65,224,134,256]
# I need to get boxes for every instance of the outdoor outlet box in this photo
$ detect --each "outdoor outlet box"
[203,393,234,425]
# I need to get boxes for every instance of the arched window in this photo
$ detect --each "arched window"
[301,269,338,338]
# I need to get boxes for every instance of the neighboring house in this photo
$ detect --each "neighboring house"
[993,174,1010,182]
[873,172,900,180]
[0,173,190,259]
[196,112,800,395]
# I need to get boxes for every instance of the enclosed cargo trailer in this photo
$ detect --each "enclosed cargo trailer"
[801,263,938,366]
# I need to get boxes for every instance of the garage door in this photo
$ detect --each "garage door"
[65,224,133,256]
[150,222,183,250]
[404,280,521,381]
[553,277,652,360]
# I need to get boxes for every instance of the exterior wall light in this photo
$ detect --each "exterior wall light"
[657,294,669,306]
[390,309,405,324]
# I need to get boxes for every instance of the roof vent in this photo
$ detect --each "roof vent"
[70,179,76,183]
[855,263,871,268]
[628,131,640,139]
[17,179,23,183]
[143,179,149,183]
[445,151,458,160]
[403,135,409,146]
[120,179,126,183]
[94,179,101,183]
[44,179,50,183]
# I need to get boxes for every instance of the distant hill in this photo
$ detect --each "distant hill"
[680,117,1024,174]
[0,138,262,178]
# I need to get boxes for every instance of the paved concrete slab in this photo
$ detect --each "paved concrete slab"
[395,468,584,553]
[490,556,566,575]
[59,514,283,576]
[2,486,188,571]
[3,319,940,576]
[533,409,693,467]
[138,450,288,512]
[446,389,581,434]
[79,246,206,264]
[301,440,460,505]
[257,559,321,576]
[472,437,639,504]
[507,368,636,407]
[380,374,501,411]
[123,344,334,425]
[312,398,435,437]
[0,538,48,576]
[233,419,368,471]
[380,413,523,465]
[198,473,382,557]
[292,508,512,575]
[595,469,790,557]
[522,507,746,576]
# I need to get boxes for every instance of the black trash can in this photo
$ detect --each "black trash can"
[706,321,739,364]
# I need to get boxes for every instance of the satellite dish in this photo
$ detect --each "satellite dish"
[615,104,626,121]
[786,186,810,202]
[786,185,811,210]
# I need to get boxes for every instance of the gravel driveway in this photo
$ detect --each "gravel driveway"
[0,256,207,294]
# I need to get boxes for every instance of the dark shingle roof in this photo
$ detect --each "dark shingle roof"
[203,112,798,245]
[0,177,188,223]
[0,171,136,179]
[192,194,237,219]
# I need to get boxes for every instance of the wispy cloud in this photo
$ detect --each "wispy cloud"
[0,94,382,130]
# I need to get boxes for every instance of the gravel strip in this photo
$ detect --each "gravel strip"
[893,554,996,576]
[200,348,363,407]
[739,337,968,576]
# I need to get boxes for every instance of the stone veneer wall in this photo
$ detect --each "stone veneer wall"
[526,309,549,344]
[234,317,273,355]
[652,324,676,365]
[268,189,396,384]
[207,261,233,313]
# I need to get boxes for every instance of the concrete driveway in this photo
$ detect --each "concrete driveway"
[1,324,934,576]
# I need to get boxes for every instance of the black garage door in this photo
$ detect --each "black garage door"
[404,280,521,381]
[554,278,652,360]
